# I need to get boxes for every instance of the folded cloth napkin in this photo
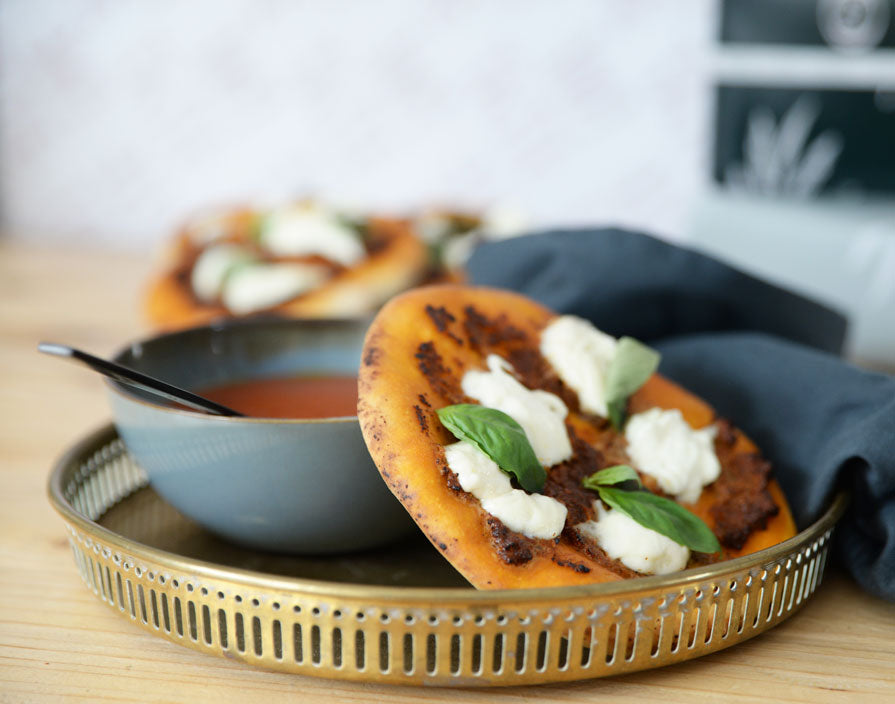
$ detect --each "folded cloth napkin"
[468,228,895,600]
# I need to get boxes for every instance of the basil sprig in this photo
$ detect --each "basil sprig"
[335,213,370,242]
[437,404,546,493]
[582,465,721,553]
[604,337,660,430]
[221,254,260,285]
[248,212,266,242]
[585,464,640,487]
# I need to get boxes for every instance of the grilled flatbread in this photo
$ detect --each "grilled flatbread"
[145,205,428,331]
[358,285,796,589]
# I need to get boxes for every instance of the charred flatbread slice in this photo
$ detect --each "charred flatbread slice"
[144,207,428,331]
[358,284,796,590]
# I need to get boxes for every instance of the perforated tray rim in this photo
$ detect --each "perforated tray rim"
[48,424,847,686]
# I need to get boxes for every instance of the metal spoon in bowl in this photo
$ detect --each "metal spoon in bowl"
[38,342,245,417]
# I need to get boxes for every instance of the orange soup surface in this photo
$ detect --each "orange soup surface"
[199,375,359,419]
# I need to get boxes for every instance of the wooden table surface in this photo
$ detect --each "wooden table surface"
[1,241,893,703]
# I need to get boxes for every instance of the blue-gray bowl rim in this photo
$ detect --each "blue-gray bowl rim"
[105,314,373,425]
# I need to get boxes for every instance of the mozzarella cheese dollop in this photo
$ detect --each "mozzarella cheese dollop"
[260,205,365,267]
[540,315,618,418]
[222,262,328,314]
[444,441,567,539]
[577,502,689,575]
[625,407,720,504]
[190,244,257,303]
[461,354,572,466]
[185,211,236,245]
[414,213,455,245]
[478,204,529,240]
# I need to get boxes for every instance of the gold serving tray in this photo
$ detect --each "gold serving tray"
[48,425,846,687]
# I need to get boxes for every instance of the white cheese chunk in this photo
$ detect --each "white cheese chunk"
[190,244,256,303]
[185,210,236,245]
[444,439,512,500]
[444,441,567,539]
[441,233,478,271]
[540,315,618,418]
[222,262,328,314]
[625,407,720,504]
[461,354,572,467]
[414,213,455,245]
[577,502,689,575]
[260,205,365,266]
[478,204,529,239]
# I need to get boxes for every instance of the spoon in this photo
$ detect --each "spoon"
[38,342,245,417]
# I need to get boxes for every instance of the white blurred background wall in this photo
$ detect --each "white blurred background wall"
[0,0,712,249]
[4,0,893,362]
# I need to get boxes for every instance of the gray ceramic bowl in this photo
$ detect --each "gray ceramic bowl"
[106,317,414,554]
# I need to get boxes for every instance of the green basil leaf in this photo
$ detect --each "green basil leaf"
[221,254,261,285]
[335,213,369,242]
[604,336,660,430]
[248,213,265,242]
[582,464,641,490]
[606,398,627,433]
[596,486,721,553]
[436,404,546,493]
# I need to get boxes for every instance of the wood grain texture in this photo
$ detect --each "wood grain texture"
[0,241,893,703]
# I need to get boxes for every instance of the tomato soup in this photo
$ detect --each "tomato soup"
[198,375,358,419]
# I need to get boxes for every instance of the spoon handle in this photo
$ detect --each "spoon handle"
[38,342,244,417]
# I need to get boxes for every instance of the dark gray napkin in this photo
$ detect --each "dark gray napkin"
[468,228,895,600]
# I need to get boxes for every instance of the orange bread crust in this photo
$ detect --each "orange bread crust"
[358,284,796,590]
[144,215,427,331]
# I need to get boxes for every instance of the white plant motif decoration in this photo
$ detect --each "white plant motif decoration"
[726,96,844,197]
[846,222,895,309]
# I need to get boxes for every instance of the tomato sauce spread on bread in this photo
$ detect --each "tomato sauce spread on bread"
[145,202,428,331]
[358,285,796,590]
